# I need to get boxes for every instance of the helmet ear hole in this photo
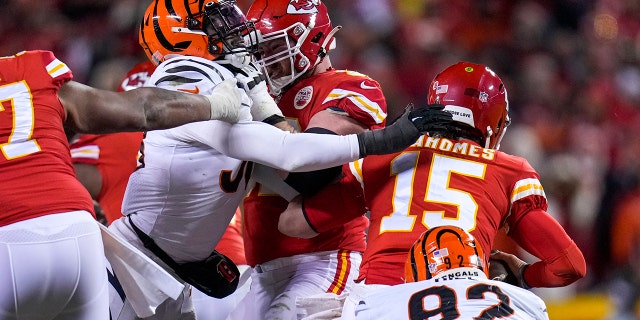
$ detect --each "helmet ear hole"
[187,17,201,29]
[311,32,323,43]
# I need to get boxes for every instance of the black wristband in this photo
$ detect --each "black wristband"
[263,114,286,126]
[285,127,342,195]
[301,199,320,234]
[520,264,531,289]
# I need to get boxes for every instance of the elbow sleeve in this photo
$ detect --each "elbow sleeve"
[524,241,586,287]
[284,127,342,196]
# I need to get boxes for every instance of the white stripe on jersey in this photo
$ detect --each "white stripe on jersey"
[322,89,386,124]
[70,145,100,160]
[46,59,71,79]
[348,159,365,191]
[149,55,252,109]
[510,177,546,203]
[149,56,231,93]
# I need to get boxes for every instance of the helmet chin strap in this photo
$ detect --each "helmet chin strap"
[484,126,493,149]
[494,126,508,150]
[316,26,342,62]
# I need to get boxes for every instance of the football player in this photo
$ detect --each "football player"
[233,1,389,319]
[69,61,154,225]
[0,50,247,320]
[279,62,586,315]
[351,226,549,319]
[191,209,252,320]
[105,0,453,319]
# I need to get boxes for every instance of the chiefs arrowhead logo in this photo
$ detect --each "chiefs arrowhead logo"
[287,0,320,14]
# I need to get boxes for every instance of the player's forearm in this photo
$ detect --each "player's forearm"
[510,208,587,287]
[523,243,586,287]
[132,88,212,130]
[187,121,362,172]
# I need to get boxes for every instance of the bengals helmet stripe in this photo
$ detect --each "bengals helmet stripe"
[139,0,256,65]
[405,226,486,283]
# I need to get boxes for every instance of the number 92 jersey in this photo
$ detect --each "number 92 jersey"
[353,268,548,320]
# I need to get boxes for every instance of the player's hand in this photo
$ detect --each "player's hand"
[273,120,296,133]
[409,103,453,134]
[235,62,284,122]
[356,104,453,157]
[489,250,530,288]
[235,62,266,93]
[207,78,243,123]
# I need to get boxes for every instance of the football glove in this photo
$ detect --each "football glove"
[235,62,285,122]
[206,78,244,123]
[356,103,453,157]
[489,250,530,288]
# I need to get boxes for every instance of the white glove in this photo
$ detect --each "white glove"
[235,63,284,122]
[207,78,243,123]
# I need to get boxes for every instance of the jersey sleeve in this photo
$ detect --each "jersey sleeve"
[321,73,387,129]
[302,162,368,233]
[504,158,548,229]
[176,120,361,172]
[35,50,73,88]
[508,208,587,287]
[69,134,101,165]
[149,56,252,119]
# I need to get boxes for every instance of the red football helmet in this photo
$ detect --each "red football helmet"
[139,0,257,65]
[405,226,486,282]
[117,61,156,92]
[427,62,511,150]
[246,0,341,94]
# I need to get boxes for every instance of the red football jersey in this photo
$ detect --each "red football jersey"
[304,136,549,285]
[0,50,94,226]
[69,132,143,224]
[243,69,387,265]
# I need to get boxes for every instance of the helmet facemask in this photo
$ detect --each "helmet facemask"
[201,0,258,67]
[252,22,313,95]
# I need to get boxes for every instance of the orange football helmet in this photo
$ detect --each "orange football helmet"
[405,226,486,282]
[427,62,510,150]
[139,0,257,65]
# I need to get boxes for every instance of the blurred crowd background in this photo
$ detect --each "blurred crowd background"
[2,0,639,318]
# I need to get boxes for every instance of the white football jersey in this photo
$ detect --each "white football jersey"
[117,56,362,263]
[354,268,549,320]
[121,56,253,262]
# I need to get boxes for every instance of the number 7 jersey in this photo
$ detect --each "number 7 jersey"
[0,50,94,226]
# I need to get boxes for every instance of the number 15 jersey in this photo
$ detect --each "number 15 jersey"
[304,135,549,285]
